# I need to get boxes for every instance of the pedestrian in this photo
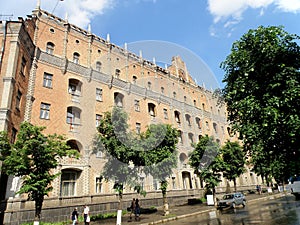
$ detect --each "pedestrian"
[83,204,90,225]
[135,198,140,221]
[129,198,136,220]
[71,207,79,225]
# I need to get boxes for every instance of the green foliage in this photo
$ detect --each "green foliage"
[2,122,79,220]
[95,107,179,212]
[189,135,222,193]
[0,131,11,161]
[221,25,300,183]
[220,141,246,181]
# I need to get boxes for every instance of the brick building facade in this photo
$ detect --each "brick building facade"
[0,3,262,224]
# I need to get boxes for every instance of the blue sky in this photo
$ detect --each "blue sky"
[2,0,300,89]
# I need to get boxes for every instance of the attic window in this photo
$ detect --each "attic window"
[75,40,80,44]
[49,28,55,33]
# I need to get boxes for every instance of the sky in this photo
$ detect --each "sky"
[2,0,300,89]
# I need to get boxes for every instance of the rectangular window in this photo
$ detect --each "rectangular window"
[96,88,103,101]
[136,122,141,134]
[61,172,76,196]
[95,177,103,193]
[16,90,22,110]
[40,103,50,119]
[43,72,53,88]
[96,114,102,127]
[134,100,140,112]
[163,108,168,119]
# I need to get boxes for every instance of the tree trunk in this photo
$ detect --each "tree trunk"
[34,196,44,225]
[163,192,169,216]
[116,192,123,225]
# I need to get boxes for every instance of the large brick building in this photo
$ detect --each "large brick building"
[0,3,261,224]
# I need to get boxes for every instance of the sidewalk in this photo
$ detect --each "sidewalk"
[90,192,287,225]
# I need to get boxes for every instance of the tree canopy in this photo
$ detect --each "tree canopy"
[221,25,300,183]
[189,135,222,195]
[1,122,78,222]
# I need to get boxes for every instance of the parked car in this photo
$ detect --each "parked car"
[217,192,246,209]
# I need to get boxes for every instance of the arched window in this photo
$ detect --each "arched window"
[46,42,55,55]
[114,92,124,107]
[132,76,137,84]
[115,69,121,78]
[148,103,156,117]
[185,114,191,126]
[96,61,102,71]
[73,52,80,64]
[174,110,181,123]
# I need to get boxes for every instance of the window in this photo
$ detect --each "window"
[213,123,218,134]
[163,108,168,119]
[66,107,81,125]
[15,90,22,110]
[188,133,194,143]
[173,91,177,98]
[134,100,140,112]
[68,79,81,96]
[206,121,210,130]
[43,72,53,88]
[132,76,137,84]
[96,88,103,101]
[96,61,102,71]
[40,103,50,119]
[61,171,77,196]
[95,177,103,194]
[174,111,181,123]
[178,130,183,143]
[148,103,156,117]
[115,69,120,78]
[161,87,164,94]
[185,114,191,126]
[193,100,197,106]
[147,81,152,89]
[136,122,141,134]
[96,114,102,127]
[184,96,187,102]
[172,177,176,189]
[20,57,26,76]
[114,92,124,107]
[195,117,201,129]
[46,42,55,55]
[73,52,80,64]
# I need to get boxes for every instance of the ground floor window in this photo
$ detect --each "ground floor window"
[61,170,77,196]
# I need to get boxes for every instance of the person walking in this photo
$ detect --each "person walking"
[129,198,136,220]
[83,204,90,225]
[135,198,140,221]
[71,207,79,225]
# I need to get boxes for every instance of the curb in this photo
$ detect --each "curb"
[139,192,287,225]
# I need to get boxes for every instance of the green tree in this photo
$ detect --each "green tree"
[95,107,139,213]
[221,25,300,183]
[1,122,78,223]
[95,107,178,217]
[189,135,222,197]
[220,141,246,192]
[142,124,178,216]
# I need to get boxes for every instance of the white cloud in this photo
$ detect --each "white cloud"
[275,0,300,13]
[0,0,115,29]
[208,0,300,24]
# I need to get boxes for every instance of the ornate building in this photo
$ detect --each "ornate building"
[0,3,261,224]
